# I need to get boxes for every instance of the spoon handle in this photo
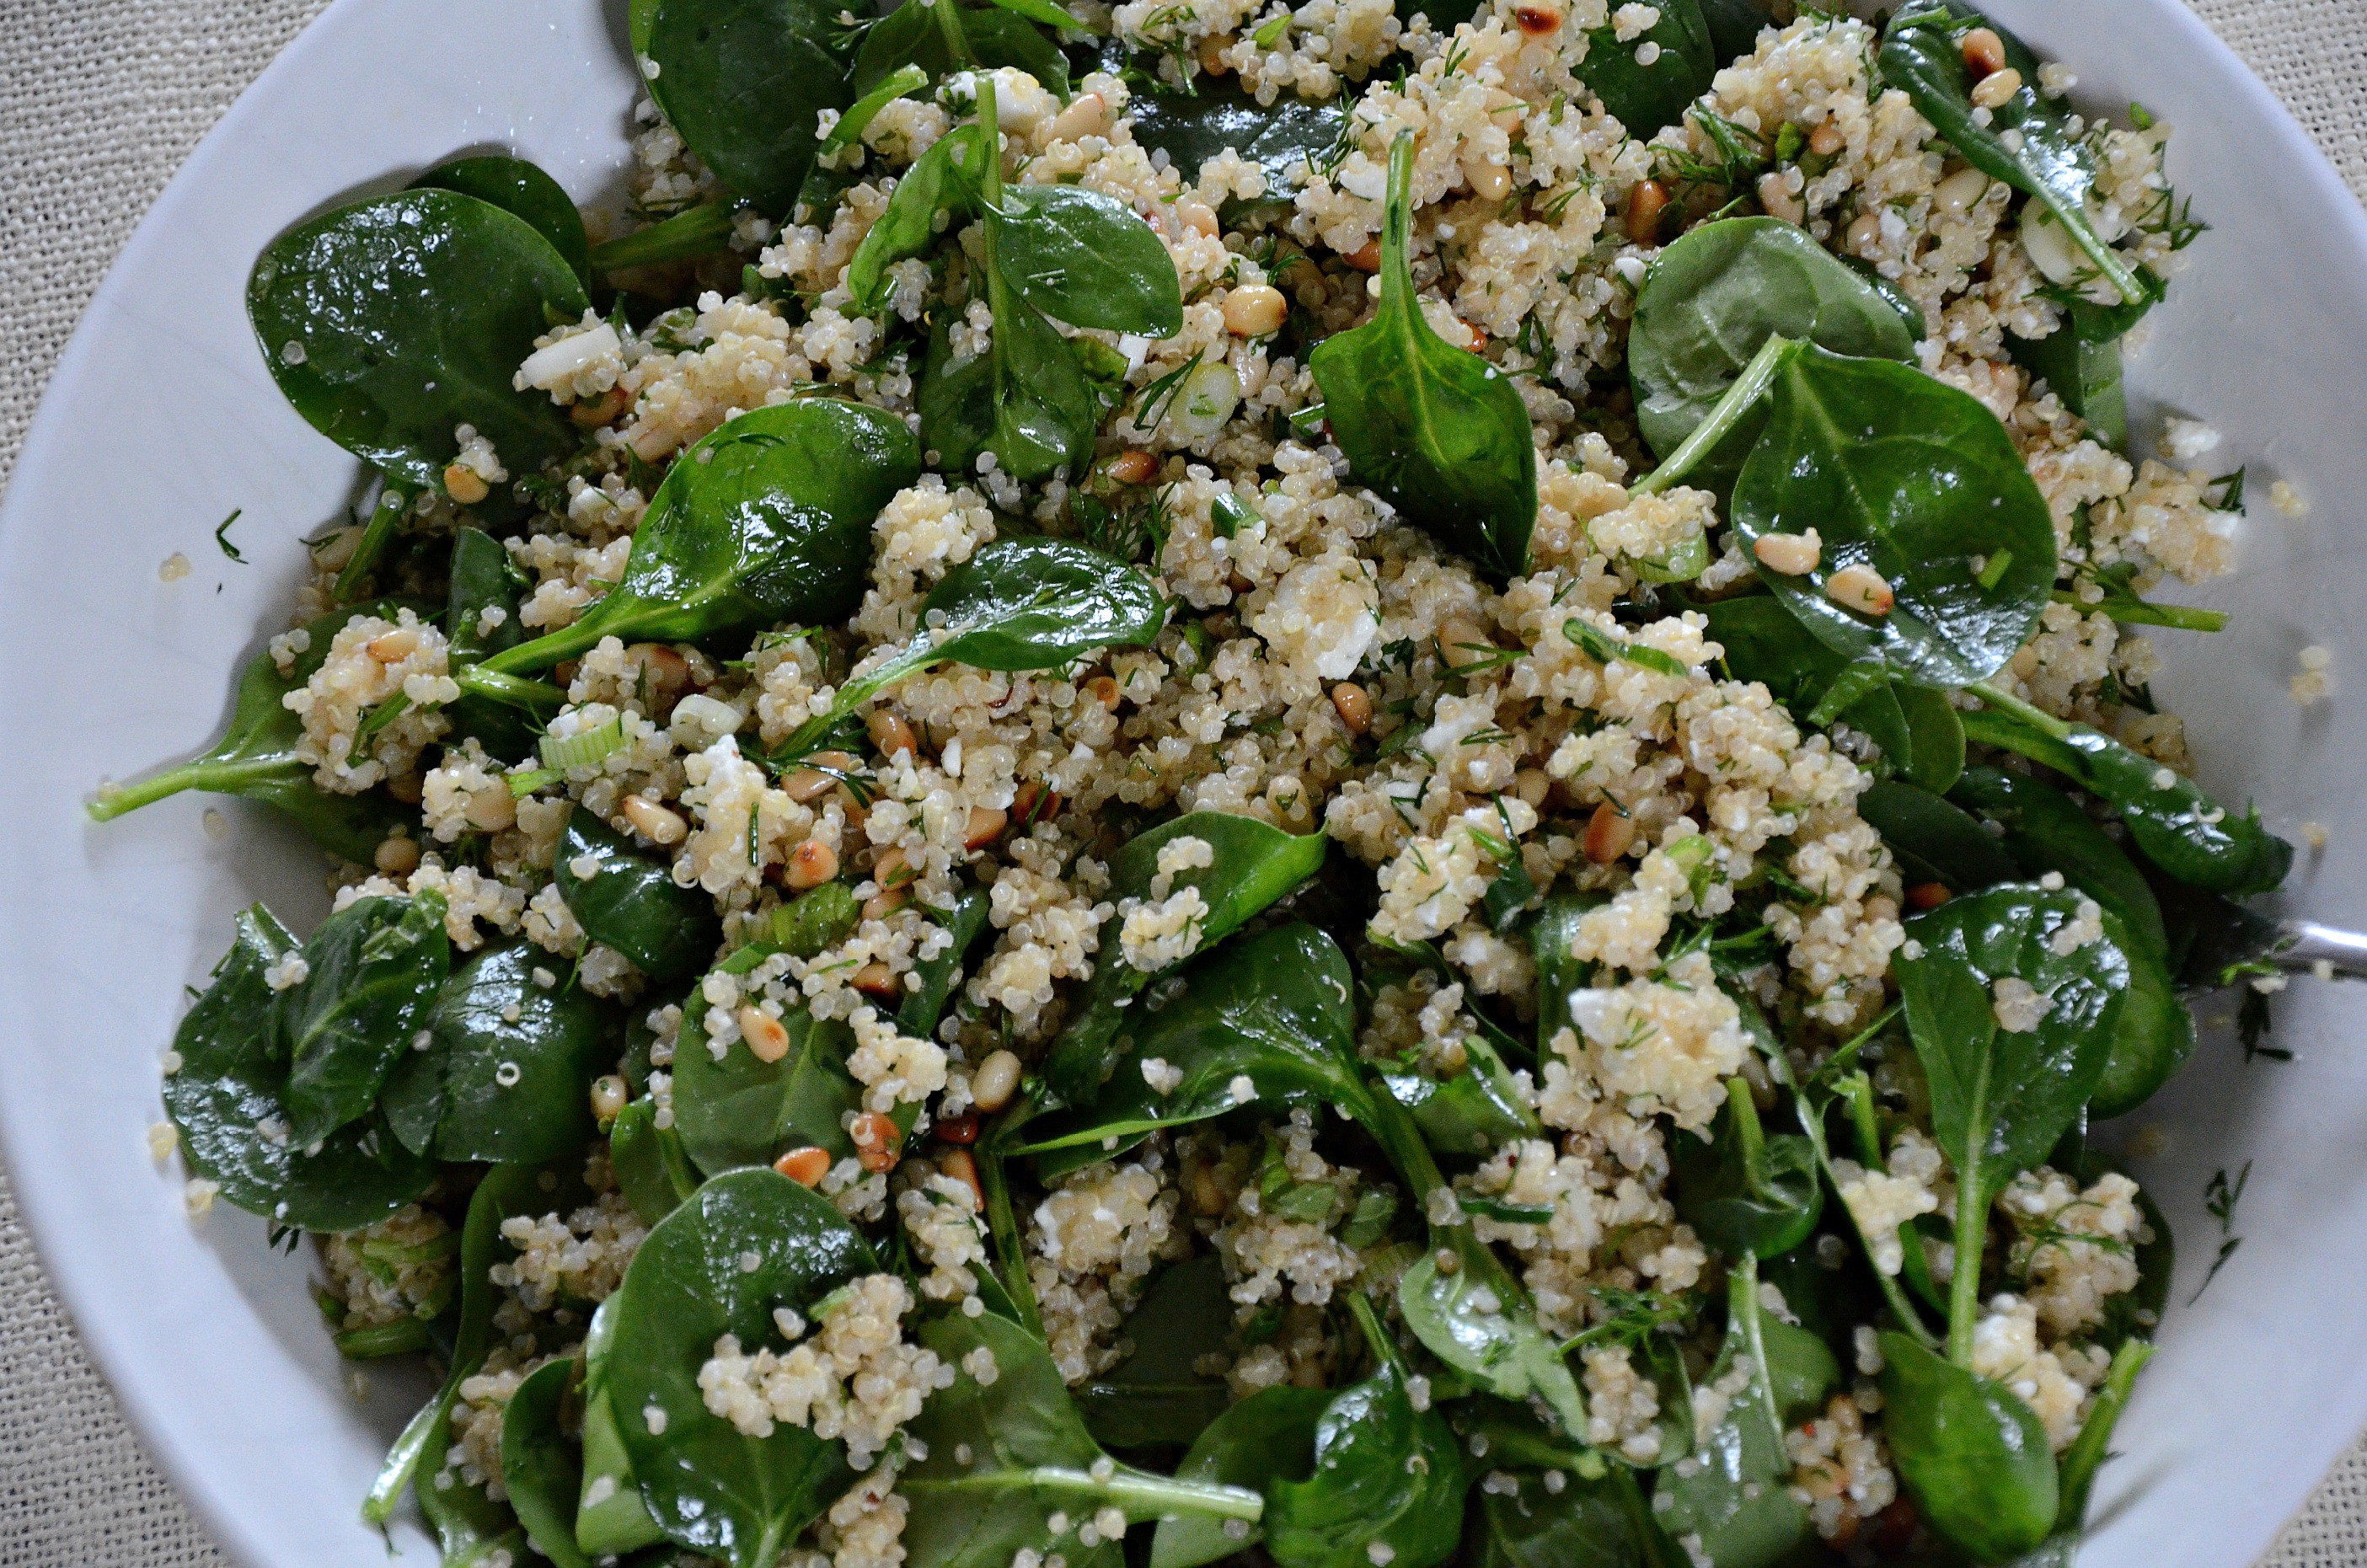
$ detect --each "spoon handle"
[2275,921,2367,980]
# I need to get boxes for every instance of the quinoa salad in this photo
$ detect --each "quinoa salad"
[92,0,2316,1564]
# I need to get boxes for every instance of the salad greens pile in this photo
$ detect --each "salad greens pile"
[94,0,2297,1565]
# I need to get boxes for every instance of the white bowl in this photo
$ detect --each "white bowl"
[3,2,2362,1564]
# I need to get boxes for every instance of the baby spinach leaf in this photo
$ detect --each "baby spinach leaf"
[1878,1330,2059,1560]
[1857,779,2022,892]
[853,1,1069,99]
[1577,0,1715,138]
[380,945,610,1163]
[1672,1082,1823,1260]
[899,885,993,1039]
[590,199,740,273]
[1696,0,1775,62]
[1704,595,1961,793]
[417,1390,533,1568]
[610,1095,701,1226]
[1962,693,2295,895]
[1309,131,1534,579]
[412,155,590,281]
[482,399,922,676]
[1465,1468,1654,1568]
[1377,1030,1541,1162]
[577,1297,669,1556]
[501,1357,593,1568]
[1018,923,1368,1171]
[1654,1260,1839,1567]
[1042,812,1329,1107]
[645,0,852,213]
[161,905,436,1231]
[845,123,989,315]
[920,275,1100,482]
[673,981,860,1176]
[2006,324,2128,452]
[901,1311,1266,1568]
[444,527,539,763]
[1950,767,2166,961]
[1718,344,2059,687]
[1074,1255,1234,1451]
[605,1169,880,1568]
[992,184,1182,337]
[86,599,420,863]
[1123,76,1348,223]
[1395,1231,1588,1443]
[757,880,865,961]
[1529,893,1604,1051]
[1631,217,1919,494]
[275,892,453,1147]
[557,807,725,982]
[1879,3,2147,308]
[248,189,588,494]
[1263,1294,1466,1568]
[1151,1384,1329,1568]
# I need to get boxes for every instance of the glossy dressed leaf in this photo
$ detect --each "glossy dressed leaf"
[1729,345,2057,687]
[247,189,588,491]
[1631,217,1918,493]
[1075,1255,1234,1451]
[1465,1469,1652,1568]
[1897,884,2128,1206]
[645,0,851,212]
[413,155,590,280]
[2086,908,2193,1120]
[577,1297,668,1556]
[87,599,420,862]
[1264,1299,1465,1568]
[1704,594,1961,791]
[673,987,860,1176]
[759,881,865,961]
[1879,3,2148,308]
[1123,75,1347,222]
[1529,894,1604,1051]
[2006,324,2128,452]
[1577,0,1715,137]
[1021,923,1364,1170]
[1696,0,1775,60]
[899,886,993,1039]
[1878,1330,2059,1560]
[445,527,538,763]
[1950,767,2166,962]
[380,945,610,1163]
[1397,1231,1588,1441]
[485,399,922,674]
[1043,813,1329,1106]
[274,892,453,1146]
[902,1312,1265,1568]
[1672,1095,1823,1260]
[605,1169,880,1568]
[610,1095,700,1226]
[501,1357,593,1568]
[926,537,1170,670]
[557,807,725,981]
[1379,1030,1541,1163]
[1857,779,2022,892]
[920,287,1100,483]
[161,906,435,1231]
[993,184,1182,336]
[1151,1385,1327,1568]
[845,124,989,313]
[853,2,1069,99]
[1309,132,1534,579]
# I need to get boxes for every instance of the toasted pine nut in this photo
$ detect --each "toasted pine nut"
[1084,675,1122,711]
[1847,211,1883,254]
[935,1112,981,1145]
[1933,165,1992,216]
[785,751,858,803]
[1585,802,1637,864]
[873,847,912,891]
[1753,530,1823,576]
[386,770,425,805]
[1624,179,1669,245]
[1221,284,1288,338]
[1438,620,1497,671]
[1178,201,1220,238]
[1342,238,1382,272]
[868,709,918,761]
[851,1111,901,1174]
[1011,781,1061,828]
[622,642,694,712]
[1970,67,2022,110]
[938,1148,984,1210]
[738,1005,791,1063]
[1808,121,1845,157]
[853,962,900,998]
[366,627,420,662]
[1187,1161,1229,1216]
[1513,2,1561,35]
[1106,449,1159,486]
[1049,91,1110,143]
[464,788,517,834]
[964,805,1009,849]
[774,1146,832,1185]
[864,888,910,923]
[1906,881,1953,912]
[374,835,421,875]
[1514,768,1551,809]
[1826,564,1896,617]
[1465,160,1512,202]
[443,463,490,506]
[784,838,839,889]
[972,1049,1023,1114]
[622,795,688,845]
[1758,171,1805,226]
[1959,26,2007,78]
[1331,682,1372,735]
[1195,33,1234,76]
[591,1075,629,1122]
[570,385,631,427]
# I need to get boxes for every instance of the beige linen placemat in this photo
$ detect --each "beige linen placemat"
[0,0,2359,1562]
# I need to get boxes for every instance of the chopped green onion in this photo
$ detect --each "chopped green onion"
[1975,549,2013,591]
[1563,618,1689,677]
[540,717,626,772]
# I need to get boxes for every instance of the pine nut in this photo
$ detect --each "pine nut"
[972,1050,1023,1114]
[1106,449,1159,485]
[1513,2,1561,35]
[1221,284,1288,337]
[1438,620,1497,670]
[1178,201,1220,238]
[1465,160,1512,202]
[1906,881,1953,912]
[442,463,490,506]
[1048,91,1109,143]
[868,709,918,761]
[964,805,1008,849]
[1331,682,1372,735]
[464,788,517,833]
[934,1112,980,1145]
[1187,1162,1228,1216]
[386,770,425,805]
[366,627,420,662]
[623,642,693,703]
[1584,802,1637,864]
[1808,122,1845,157]
[1847,211,1883,254]
[853,962,900,998]
[1970,67,2022,110]
[774,1146,831,1185]
[1758,171,1805,226]
[783,838,838,889]
[785,751,858,803]
[938,1148,984,1210]
[864,889,910,922]
[738,1005,791,1062]
[570,385,631,427]
[1195,34,1234,76]
[622,795,687,845]
[374,835,421,875]
[1933,165,1992,217]
[1826,564,1896,617]
[1753,530,1823,575]
[1342,238,1382,272]
[1514,768,1550,808]
[1084,675,1122,711]
[1959,27,2007,78]
[590,1075,629,1122]
[851,1111,901,1173]
[1011,781,1061,828]
[1624,179,1669,245]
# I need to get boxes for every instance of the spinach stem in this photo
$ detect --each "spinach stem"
[1791,1083,1941,1351]
[975,1139,1045,1339]
[2054,1339,2152,1521]
[86,756,292,820]
[1724,1078,1765,1176]
[334,1317,434,1359]
[933,0,977,70]
[336,479,418,604]
[1970,677,2073,741]
[1947,1162,1984,1367]
[586,198,737,273]
[942,1466,1261,1521]
[1632,332,1797,495]
[2048,588,2227,633]
[1728,1255,1784,1439]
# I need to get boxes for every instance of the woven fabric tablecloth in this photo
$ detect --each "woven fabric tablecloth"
[1,1,2363,1562]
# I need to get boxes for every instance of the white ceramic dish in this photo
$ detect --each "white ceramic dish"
[3,2,2364,1564]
